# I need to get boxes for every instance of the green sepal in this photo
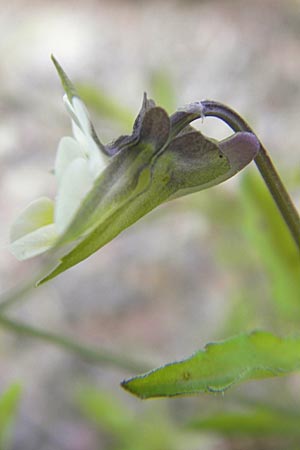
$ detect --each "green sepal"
[51,55,78,102]
[35,86,258,284]
[37,128,232,284]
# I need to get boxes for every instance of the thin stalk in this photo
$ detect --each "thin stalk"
[201,100,300,251]
[0,258,72,312]
[0,279,36,312]
[0,314,148,373]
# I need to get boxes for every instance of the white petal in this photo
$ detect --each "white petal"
[10,197,54,242]
[63,95,81,129]
[70,123,108,179]
[63,95,108,178]
[71,119,88,149]
[55,158,94,234]
[10,224,58,260]
[85,134,108,178]
[63,95,91,137]
[72,97,91,135]
[63,95,88,144]
[55,136,84,183]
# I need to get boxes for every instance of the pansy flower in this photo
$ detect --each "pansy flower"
[9,57,259,284]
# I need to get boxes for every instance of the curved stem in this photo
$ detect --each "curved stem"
[201,100,300,251]
[0,314,149,373]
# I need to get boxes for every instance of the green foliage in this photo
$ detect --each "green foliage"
[122,331,300,398]
[189,407,300,437]
[0,384,21,449]
[76,388,133,435]
[240,171,300,322]
[76,387,191,450]
[77,69,176,131]
[78,84,135,131]
[148,69,177,113]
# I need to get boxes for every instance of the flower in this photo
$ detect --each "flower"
[9,57,259,284]
[10,63,108,261]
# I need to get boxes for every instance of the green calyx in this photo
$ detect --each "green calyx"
[34,59,259,284]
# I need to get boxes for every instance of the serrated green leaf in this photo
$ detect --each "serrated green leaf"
[121,331,300,398]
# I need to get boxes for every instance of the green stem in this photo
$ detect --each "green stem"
[0,314,148,373]
[201,100,300,251]
[0,263,54,311]
[0,279,36,312]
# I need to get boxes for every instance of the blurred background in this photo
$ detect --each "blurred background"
[1,0,300,449]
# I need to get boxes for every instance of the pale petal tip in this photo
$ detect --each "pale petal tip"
[10,224,58,260]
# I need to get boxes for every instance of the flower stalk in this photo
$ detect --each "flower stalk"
[0,313,149,372]
[200,100,300,251]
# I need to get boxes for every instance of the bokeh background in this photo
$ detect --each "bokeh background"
[1,0,300,449]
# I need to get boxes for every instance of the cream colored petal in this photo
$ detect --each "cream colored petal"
[63,95,86,145]
[84,134,107,178]
[72,97,91,135]
[10,223,58,260]
[71,119,87,150]
[10,197,54,242]
[55,158,94,234]
[73,117,108,177]
[63,95,81,129]
[63,95,108,178]
[70,125,108,179]
[55,136,84,183]
[63,95,91,137]
[64,97,93,158]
